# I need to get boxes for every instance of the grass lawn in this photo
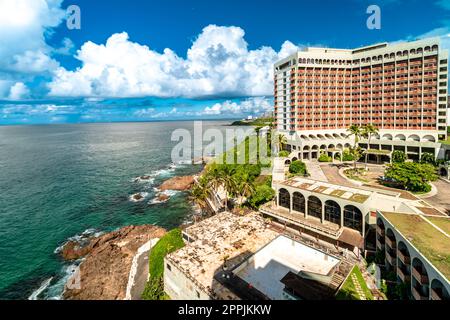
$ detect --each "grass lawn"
[149,228,185,280]
[382,213,450,281]
[336,266,374,300]
[343,168,370,183]
[142,228,185,300]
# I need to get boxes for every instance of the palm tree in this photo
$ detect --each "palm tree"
[189,181,209,213]
[277,133,287,155]
[362,124,379,170]
[237,179,255,206]
[347,124,362,169]
[221,172,237,210]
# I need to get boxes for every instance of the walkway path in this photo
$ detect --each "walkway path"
[351,273,367,300]
[319,163,353,186]
[304,160,328,182]
[424,179,450,215]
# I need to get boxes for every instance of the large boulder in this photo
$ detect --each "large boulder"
[158,175,195,191]
[61,225,166,300]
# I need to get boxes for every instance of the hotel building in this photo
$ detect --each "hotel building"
[274,38,449,161]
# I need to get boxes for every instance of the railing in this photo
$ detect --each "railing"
[412,267,429,284]
[430,288,443,300]
[412,285,429,300]
[260,204,342,238]
[398,250,411,265]
[385,236,396,249]
[397,266,410,282]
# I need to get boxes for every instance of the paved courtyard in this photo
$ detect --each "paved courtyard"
[425,179,450,215]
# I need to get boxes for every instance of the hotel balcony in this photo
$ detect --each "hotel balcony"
[412,267,429,285]
[259,203,342,239]
[430,288,446,301]
[386,250,396,265]
[398,250,411,265]
[397,265,411,283]
[385,236,396,249]
[412,285,429,300]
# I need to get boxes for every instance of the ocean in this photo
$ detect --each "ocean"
[0,120,231,299]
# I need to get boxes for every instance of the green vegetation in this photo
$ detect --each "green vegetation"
[278,150,290,157]
[362,124,379,170]
[384,162,438,193]
[142,229,185,300]
[190,133,275,211]
[248,184,275,209]
[289,160,307,175]
[336,266,374,300]
[277,133,287,154]
[347,124,363,169]
[344,168,370,183]
[382,212,450,280]
[342,149,355,161]
[392,150,406,163]
[420,152,436,166]
[318,153,333,162]
[231,117,273,127]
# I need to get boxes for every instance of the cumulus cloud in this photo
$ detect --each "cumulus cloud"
[200,97,272,115]
[0,0,65,73]
[8,82,30,100]
[0,0,66,99]
[48,25,300,98]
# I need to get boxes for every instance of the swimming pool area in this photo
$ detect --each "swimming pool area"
[232,235,341,300]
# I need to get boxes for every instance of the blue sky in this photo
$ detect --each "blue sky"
[1,0,450,124]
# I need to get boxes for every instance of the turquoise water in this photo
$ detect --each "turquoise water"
[0,121,230,299]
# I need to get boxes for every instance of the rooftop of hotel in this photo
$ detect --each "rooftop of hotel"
[380,212,450,281]
[280,177,373,204]
[166,212,278,299]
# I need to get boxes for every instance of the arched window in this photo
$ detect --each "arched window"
[343,205,363,232]
[279,188,290,209]
[431,279,450,300]
[412,258,430,299]
[324,200,341,225]
[293,192,306,213]
[308,196,322,219]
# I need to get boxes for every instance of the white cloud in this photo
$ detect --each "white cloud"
[0,0,65,74]
[48,25,301,98]
[201,97,272,115]
[8,82,30,100]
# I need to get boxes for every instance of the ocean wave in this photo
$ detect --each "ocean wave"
[28,277,53,300]
[54,228,103,254]
[45,262,83,300]
[133,161,192,183]
[149,190,179,205]
[28,261,83,300]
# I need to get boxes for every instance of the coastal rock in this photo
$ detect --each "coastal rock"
[157,193,170,202]
[62,225,166,300]
[158,175,195,191]
[132,193,143,201]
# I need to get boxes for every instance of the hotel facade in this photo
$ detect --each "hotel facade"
[274,38,449,161]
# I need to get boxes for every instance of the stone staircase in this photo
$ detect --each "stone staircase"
[330,260,354,291]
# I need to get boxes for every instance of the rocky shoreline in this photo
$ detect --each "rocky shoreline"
[61,225,166,300]
[58,173,199,300]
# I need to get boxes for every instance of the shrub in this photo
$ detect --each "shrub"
[384,162,438,193]
[289,160,307,175]
[278,150,290,157]
[342,149,355,161]
[142,229,185,300]
[318,153,332,162]
[248,184,275,208]
[392,150,406,163]
[420,152,436,166]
